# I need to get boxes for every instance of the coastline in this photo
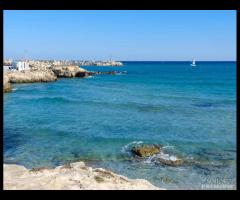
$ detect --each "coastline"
[3,66,161,190]
[3,65,127,93]
[4,161,163,190]
[3,62,236,189]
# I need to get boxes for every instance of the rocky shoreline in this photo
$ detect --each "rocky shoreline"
[3,65,127,93]
[6,70,57,83]
[3,66,173,190]
[3,143,184,190]
[3,75,11,93]
[4,161,162,190]
[3,67,162,190]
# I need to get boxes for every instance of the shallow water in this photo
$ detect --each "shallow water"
[4,61,236,189]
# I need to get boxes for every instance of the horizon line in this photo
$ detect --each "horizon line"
[3,59,236,62]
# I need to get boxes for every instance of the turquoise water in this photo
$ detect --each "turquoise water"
[4,62,236,189]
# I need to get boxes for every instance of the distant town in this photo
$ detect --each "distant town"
[3,59,123,72]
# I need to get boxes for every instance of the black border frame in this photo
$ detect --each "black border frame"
[0,1,239,192]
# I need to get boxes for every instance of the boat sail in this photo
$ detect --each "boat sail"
[191,59,196,67]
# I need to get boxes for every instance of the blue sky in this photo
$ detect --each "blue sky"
[4,10,236,61]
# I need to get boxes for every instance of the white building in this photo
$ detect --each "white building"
[53,61,61,66]
[13,61,30,71]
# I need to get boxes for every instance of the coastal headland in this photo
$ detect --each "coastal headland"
[4,162,161,190]
[3,65,126,93]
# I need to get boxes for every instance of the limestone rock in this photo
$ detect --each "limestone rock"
[3,74,12,93]
[3,162,163,190]
[4,83,12,93]
[6,70,57,83]
[51,65,87,78]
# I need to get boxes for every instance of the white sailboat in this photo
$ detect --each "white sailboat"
[191,59,196,67]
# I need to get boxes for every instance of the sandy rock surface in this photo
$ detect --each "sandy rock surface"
[51,65,87,78]
[6,70,57,83]
[3,74,11,93]
[4,162,163,190]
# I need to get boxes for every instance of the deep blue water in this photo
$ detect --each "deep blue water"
[4,61,236,189]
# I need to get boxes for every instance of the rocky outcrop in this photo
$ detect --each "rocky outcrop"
[4,162,162,190]
[6,70,57,83]
[4,66,126,87]
[3,74,11,93]
[131,143,183,166]
[131,145,160,157]
[51,65,88,78]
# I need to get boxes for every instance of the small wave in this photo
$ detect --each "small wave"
[142,152,180,165]
[192,103,213,108]
[86,76,94,78]
[31,97,78,104]
[185,156,195,161]
[162,145,175,150]
[143,156,155,164]
[121,141,143,154]
[174,167,187,172]
[115,73,127,76]
[155,152,179,161]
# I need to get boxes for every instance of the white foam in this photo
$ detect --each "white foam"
[121,141,143,153]
[162,145,174,149]
[143,156,154,164]
[86,76,94,78]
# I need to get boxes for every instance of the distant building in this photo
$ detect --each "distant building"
[4,59,13,66]
[12,61,30,71]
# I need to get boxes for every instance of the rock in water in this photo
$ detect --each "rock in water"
[131,144,160,157]
[131,143,183,166]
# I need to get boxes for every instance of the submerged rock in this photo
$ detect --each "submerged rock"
[155,153,183,166]
[131,144,160,157]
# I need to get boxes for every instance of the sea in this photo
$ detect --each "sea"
[3,61,236,189]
